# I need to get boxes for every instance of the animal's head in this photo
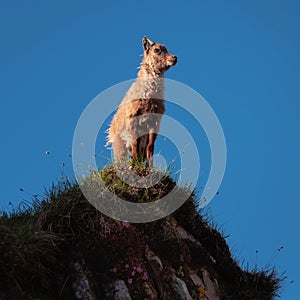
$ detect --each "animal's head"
[141,37,177,75]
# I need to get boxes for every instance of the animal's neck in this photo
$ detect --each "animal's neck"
[133,66,164,100]
[137,62,164,79]
[133,59,165,100]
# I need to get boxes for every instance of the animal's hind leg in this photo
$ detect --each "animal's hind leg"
[112,135,127,162]
[131,138,138,164]
[128,118,139,164]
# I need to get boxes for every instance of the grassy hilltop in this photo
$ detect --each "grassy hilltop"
[0,165,281,299]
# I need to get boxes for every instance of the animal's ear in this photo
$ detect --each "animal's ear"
[142,36,155,51]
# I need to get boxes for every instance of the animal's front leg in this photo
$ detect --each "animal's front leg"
[146,132,157,167]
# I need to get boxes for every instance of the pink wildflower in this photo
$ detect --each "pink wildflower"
[142,271,148,280]
[122,221,130,228]
[125,264,129,269]
[112,267,117,273]
[128,278,133,285]
[131,270,136,276]
[136,266,143,273]
[100,216,105,226]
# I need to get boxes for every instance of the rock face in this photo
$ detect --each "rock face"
[0,169,280,299]
[71,259,96,300]
[169,274,193,300]
[67,221,222,300]
[113,280,132,300]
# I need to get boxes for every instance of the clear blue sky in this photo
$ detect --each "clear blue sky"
[1,0,299,298]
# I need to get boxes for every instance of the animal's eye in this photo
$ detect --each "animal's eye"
[154,48,161,54]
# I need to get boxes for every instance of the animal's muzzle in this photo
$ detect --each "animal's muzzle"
[168,55,177,66]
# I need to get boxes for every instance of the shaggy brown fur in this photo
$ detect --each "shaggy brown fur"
[107,37,177,166]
